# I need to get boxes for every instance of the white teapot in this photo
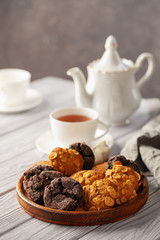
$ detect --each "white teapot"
[67,36,154,126]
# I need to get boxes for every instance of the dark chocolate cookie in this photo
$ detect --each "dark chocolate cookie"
[106,155,141,175]
[24,164,54,180]
[44,177,83,211]
[69,142,95,170]
[23,164,63,204]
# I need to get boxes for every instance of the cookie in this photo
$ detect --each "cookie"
[70,170,104,187]
[23,164,63,204]
[92,162,107,177]
[69,142,95,170]
[106,155,141,176]
[83,161,141,211]
[24,164,54,180]
[44,177,83,211]
[48,147,84,176]
[32,160,51,166]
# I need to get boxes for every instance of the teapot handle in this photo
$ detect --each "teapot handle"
[135,53,154,89]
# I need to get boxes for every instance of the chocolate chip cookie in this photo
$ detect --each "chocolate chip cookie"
[69,142,95,170]
[23,164,63,204]
[44,177,83,211]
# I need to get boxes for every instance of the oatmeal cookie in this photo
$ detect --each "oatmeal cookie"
[106,155,141,176]
[92,162,107,177]
[44,177,83,211]
[70,170,104,187]
[48,147,84,176]
[83,161,141,211]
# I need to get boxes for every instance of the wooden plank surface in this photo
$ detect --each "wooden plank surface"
[1,182,160,240]
[0,77,160,240]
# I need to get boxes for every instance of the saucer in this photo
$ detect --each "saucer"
[0,88,43,113]
[35,129,114,155]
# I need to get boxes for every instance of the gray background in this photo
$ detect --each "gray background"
[0,0,160,97]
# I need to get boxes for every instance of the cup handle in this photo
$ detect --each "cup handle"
[135,53,154,89]
[93,120,108,142]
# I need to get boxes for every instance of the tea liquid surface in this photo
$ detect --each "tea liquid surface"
[57,114,91,122]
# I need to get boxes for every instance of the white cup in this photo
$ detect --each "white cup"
[0,68,31,106]
[49,107,108,148]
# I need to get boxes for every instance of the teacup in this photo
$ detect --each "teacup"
[49,107,108,148]
[0,68,31,106]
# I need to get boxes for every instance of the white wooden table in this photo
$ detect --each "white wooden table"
[0,77,160,240]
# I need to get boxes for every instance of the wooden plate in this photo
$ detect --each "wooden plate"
[16,174,149,226]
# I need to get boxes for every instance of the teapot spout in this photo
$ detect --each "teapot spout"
[67,67,92,108]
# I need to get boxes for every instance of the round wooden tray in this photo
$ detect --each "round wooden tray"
[16,174,149,226]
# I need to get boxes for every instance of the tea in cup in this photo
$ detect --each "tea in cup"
[49,107,108,148]
[0,68,31,106]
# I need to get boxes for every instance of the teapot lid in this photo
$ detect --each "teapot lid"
[93,35,133,72]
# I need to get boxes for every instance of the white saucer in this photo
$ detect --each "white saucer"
[35,129,114,155]
[0,88,43,113]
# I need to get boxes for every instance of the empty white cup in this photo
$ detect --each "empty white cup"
[49,107,108,148]
[0,68,31,106]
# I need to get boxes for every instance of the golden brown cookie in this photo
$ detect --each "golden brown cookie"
[48,147,84,176]
[92,162,107,177]
[106,155,141,176]
[70,170,104,187]
[32,161,51,166]
[105,161,141,191]
[83,161,141,211]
